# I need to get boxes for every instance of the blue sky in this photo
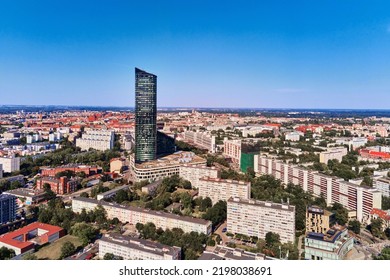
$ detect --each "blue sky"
[1,1,390,109]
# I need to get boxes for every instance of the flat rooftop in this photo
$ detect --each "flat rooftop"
[199,177,250,185]
[228,197,295,212]
[3,188,46,198]
[134,151,206,169]
[73,196,212,226]
[199,245,275,260]
[100,233,180,257]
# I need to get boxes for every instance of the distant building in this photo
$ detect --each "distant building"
[36,176,78,195]
[183,131,216,153]
[319,147,348,164]
[199,245,275,260]
[227,197,295,244]
[135,68,157,163]
[223,139,241,166]
[40,164,101,177]
[76,130,114,151]
[0,194,17,224]
[285,131,302,142]
[72,197,212,235]
[0,155,21,173]
[304,225,353,260]
[198,177,251,205]
[99,233,181,260]
[374,177,390,197]
[306,206,334,234]
[0,222,65,256]
[96,185,130,201]
[179,165,220,189]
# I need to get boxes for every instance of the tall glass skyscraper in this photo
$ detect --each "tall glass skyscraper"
[135,68,157,163]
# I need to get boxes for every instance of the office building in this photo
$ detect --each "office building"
[76,130,115,151]
[198,178,251,205]
[99,233,181,260]
[0,194,17,224]
[135,68,157,163]
[0,155,21,173]
[255,156,382,221]
[36,176,78,195]
[304,225,354,260]
[130,151,206,182]
[306,206,334,234]
[179,165,220,189]
[72,197,212,235]
[227,197,295,244]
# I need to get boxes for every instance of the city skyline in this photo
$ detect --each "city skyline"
[1,1,390,109]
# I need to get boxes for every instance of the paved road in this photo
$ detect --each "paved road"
[214,221,230,245]
[61,186,94,203]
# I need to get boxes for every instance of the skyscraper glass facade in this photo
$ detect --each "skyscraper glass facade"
[135,68,157,163]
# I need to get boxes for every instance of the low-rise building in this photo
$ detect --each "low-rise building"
[0,222,65,256]
[198,177,251,205]
[99,233,181,260]
[304,225,354,260]
[285,131,302,142]
[319,147,348,164]
[110,158,126,174]
[40,164,101,177]
[141,180,163,196]
[97,185,130,201]
[36,176,78,195]
[130,151,207,182]
[3,188,46,205]
[227,197,295,244]
[72,197,212,235]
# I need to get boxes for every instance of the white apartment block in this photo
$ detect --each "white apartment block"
[183,131,216,153]
[76,130,114,151]
[255,156,382,222]
[227,197,295,244]
[223,139,241,166]
[319,147,348,164]
[198,177,251,205]
[179,165,220,188]
[72,197,212,235]
[374,177,390,197]
[285,131,302,142]
[99,233,181,260]
[0,155,21,173]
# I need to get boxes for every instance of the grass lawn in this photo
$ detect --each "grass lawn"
[34,235,83,260]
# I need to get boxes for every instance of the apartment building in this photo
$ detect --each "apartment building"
[285,131,302,142]
[223,139,241,166]
[255,156,382,222]
[306,206,334,234]
[319,147,348,164]
[183,131,216,153]
[99,233,181,260]
[0,155,21,173]
[76,130,114,151]
[72,197,212,235]
[36,176,78,195]
[198,177,251,205]
[179,165,220,189]
[227,197,295,244]
[199,245,275,260]
[374,177,390,197]
[40,164,101,177]
[0,194,17,224]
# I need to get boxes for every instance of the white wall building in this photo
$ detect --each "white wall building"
[76,130,114,151]
[0,155,21,173]
[227,197,296,244]
[99,233,181,260]
[179,165,220,189]
[319,147,348,164]
[374,177,390,197]
[285,131,303,142]
[183,131,216,153]
[198,177,251,205]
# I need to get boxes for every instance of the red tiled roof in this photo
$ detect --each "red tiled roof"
[370,208,390,221]
[0,222,64,250]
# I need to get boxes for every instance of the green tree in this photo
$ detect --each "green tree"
[370,218,384,238]
[60,241,76,259]
[103,253,115,260]
[22,253,38,260]
[0,247,16,260]
[348,220,361,234]
[373,247,390,260]
[70,222,98,246]
[330,203,348,226]
[265,232,280,247]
